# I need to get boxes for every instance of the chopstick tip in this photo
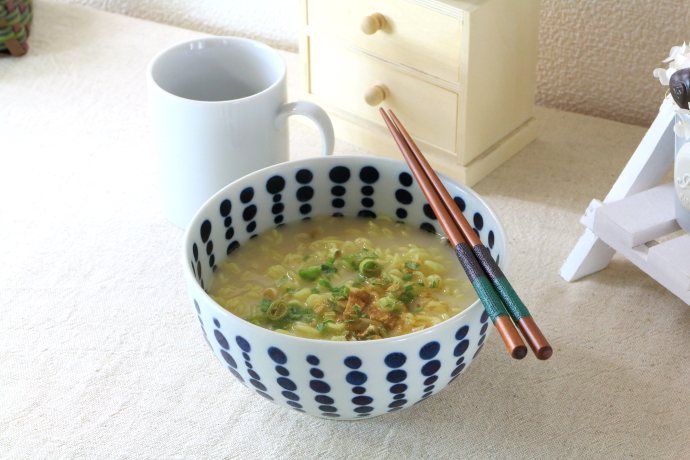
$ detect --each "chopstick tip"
[535,346,553,360]
[512,345,528,360]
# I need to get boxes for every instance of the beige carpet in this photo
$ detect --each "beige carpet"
[2,2,689,458]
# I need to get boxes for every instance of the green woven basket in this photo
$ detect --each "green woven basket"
[1,0,32,56]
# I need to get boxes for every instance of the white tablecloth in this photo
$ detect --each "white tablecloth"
[2,2,689,458]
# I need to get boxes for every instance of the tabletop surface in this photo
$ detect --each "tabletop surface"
[2,2,689,458]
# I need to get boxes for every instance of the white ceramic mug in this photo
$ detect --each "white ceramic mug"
[148,37,335,229]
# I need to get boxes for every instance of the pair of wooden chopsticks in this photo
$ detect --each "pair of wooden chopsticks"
[380,108,552,360]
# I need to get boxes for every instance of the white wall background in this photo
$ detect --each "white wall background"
[52,0,690,126]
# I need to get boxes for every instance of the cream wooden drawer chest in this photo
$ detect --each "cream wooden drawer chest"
[299,0,539,185]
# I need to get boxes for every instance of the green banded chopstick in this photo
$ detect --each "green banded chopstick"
[380,108,527,360]
[387,109,552,360]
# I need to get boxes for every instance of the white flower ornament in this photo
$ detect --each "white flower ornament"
[654,43,690,138]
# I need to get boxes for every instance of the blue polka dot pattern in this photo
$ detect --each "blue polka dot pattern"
[214,328,229,350]
[191,242,202,287]
[295,169,314,217]
[310,368,324,378]
[389,383,407,394]
[226,335,267,399]
[343,356,372,416]
[329,166,351,183]
[359,166,379,183]
[275,365,289,376]
[357,166,378,217]
[315,395,334,405]
[305,356,339,417]
[346,371,367,385]
[221,198,238,258]
[384,352,409,412]
[239,187,254,203]
[419,341,441,400]
[352,396,373,405]
[451,322,475,381]
[453,195,466,212]
[481,310,489,323]
[295,168,313,184]
[384,352,406,368]
[473,212,484,230]
[424,376,438,386]
[419,341,440,359]
[211,321,245,384]
[472,310,490,361]
[268,346,287,365]
[329,166,350,214]
[454,340,469,357]
[277,377,297,391]
[423,204,436,220]
[344,356,361,369]
[266,175,286,226]
[309,380,330,393]
[241,191,258,238]
[221,350,236,368]
[395,172,414,221]
[395,189,413,205]
[236,336,251,352]
[420,222,436,234]
[456,325,469,340]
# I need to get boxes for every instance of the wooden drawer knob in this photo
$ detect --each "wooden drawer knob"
[361,13,386,35]
[364,85,386,106]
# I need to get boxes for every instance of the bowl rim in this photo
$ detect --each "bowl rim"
[182,155,508,346]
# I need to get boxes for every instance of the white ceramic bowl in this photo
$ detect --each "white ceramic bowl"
[183,156,507,420]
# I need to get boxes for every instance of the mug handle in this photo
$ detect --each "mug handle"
[275,101,335,156]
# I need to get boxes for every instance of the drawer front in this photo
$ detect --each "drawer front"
[306,0,462,83]
[309,39,458,152]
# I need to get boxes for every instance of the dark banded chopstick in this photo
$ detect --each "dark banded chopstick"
[380,108,527,360]
[386,109,552,361]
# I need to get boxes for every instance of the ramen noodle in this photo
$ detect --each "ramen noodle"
[209,216,477,341]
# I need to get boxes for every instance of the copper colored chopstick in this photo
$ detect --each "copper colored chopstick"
[387,109,552,361]
[380,108,527,360]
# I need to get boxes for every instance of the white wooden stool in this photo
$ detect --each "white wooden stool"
[560,97,690,304]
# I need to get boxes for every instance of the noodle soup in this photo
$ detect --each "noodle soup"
[209,216,477,341]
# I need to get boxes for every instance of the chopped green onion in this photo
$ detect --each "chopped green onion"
[320,260,337,275]
[259,298,273,313]
[299,265,322,281]
[427,274,441,288]
[359,258,381,277]
[316,320,334,333]
[399,284,417,304]
[331,285,350,300]
[378,296,403,312]
[266,301,288,321]
[319,279,333,290]
[405,261,420,270]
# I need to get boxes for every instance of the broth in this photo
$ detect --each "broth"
[209,216,477,340]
